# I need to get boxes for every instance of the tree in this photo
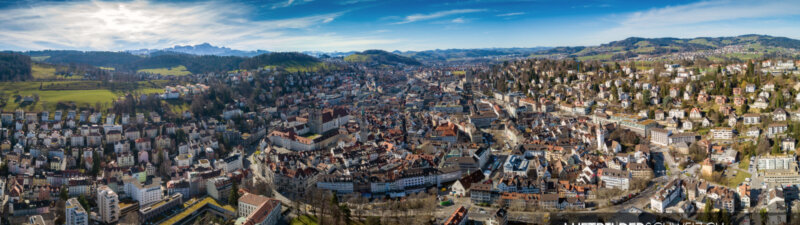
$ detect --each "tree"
[689,142,707,163]
[772,142,783,155]
[339,204,352,225]
[78,195,90,211]
[757,136,771,155]
[60,186,69,200]
[701,199,714,222]
[229,181,240,206]
[0,160,8,176]
[54,199,66,225]
[720,208,731,225]
[91,151,101,176]
[640,90,651,106]
[365,216,382,225]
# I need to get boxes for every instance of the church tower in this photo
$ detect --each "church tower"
[596,126,607,152]
[308,108,323,134]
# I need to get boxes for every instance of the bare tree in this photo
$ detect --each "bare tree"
[119,211,140,225]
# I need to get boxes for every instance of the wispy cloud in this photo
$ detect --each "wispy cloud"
[621,0,799,28]
[497,12,524,17]
[394,9,486,24]
[339,0,376,5]
[0,0,395,51]
[591,0,800,43]
[271,0,314,9]
[451,18,466,23]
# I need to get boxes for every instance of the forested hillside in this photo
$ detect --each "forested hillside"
[0,52,32,81]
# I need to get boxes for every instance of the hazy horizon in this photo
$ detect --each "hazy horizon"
[1,0,799,52]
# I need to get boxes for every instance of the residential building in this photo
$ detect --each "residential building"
[66,198,88,225]
[97,185,120,224]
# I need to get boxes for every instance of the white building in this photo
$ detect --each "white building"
[651,180,683,213]
[757,156,796,170]
[599,168,631,190]
[123,176,163,207]
[97,185,120,224]
[710,128,734,140]
[66,198,88,225]
[216,153,243,173]
[650,128,670,146]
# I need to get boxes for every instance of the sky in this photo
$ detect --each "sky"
[0,0,799,52]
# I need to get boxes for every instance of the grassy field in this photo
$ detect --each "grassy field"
[137,65,191,76]
[32,64,57,79]
[726,169,751,188]
[739,156,750,170]
[290,215,364,225]
[291,215,319,225]
[31,63,85,80]
[0,80,170,112]
[689,38,717,47]
[98,66,115,71]
[165,100,190,114]
[577,53,613,61]
[344,54,370,63]
[633,47,656,53]
[30,56,50,62]
[283,62,332,73]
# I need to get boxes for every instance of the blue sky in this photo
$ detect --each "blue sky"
[0,0,799,52]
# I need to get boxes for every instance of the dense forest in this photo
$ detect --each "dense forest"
[0,52,32,81]
[22,50,327,74]
[239,52,321,69]
[119,53,244,73]
[31,50,142,67]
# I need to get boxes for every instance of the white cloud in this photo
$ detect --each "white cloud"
[497,12,524,17]
[394,9,485,24]
[339,0,376,5]
[0,0,394,51]
[582,0,800,45]
[271,0,314,9]
[451,18,466,23]
[622,0,799,27]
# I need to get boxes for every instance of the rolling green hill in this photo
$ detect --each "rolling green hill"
[239,52,326,72]
[533,34,800,61]
[345,50,421,66]
[401,47,551,62]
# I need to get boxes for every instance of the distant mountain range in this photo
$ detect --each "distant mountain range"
[122,43,552,62]
[5,34,800,78]
[127,43,270,57]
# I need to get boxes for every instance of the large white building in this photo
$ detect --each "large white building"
[123,176,163,207]
[66,198,88,225]
[216,153,243,173]
[710,128,734,140]
[650,128,670,146]
[599,168,631,190]
[651,179,683,213]
[97,185,120,224]
[757,156,797,170]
